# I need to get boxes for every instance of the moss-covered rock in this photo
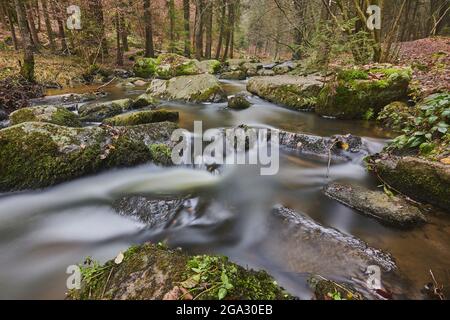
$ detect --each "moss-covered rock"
[242,62,263,77]
[147,74,226,103]
[369,154,450,211]
[131,93,158,108]
[247,75,323,111]
[197,59,222,74]
[228,94,252,110]
[133,57,158,78]
[155,53,201,79]
[220,70,246,80]
[308,275,364,300]
[316,67,412,119]
[103,109,179,126]
[67,243,292,300]
[79,99,133,122]
[377,101,414,131]
[0,121,178,191]
[149,143,173,166]
[10,105,81,127]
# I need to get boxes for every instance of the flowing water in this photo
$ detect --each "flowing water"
[1,80,449,299]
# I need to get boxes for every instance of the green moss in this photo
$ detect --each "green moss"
[338,69,369,81]
[103,110,179,126]
[308,275,364,300]
[133,58,158,78]
[155,53,200,79]
[149,143,173,165]
[377,101,413,131]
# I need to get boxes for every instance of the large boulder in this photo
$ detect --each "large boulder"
[155,53,201,79]
[197,59,222,74]
[316,67,412,119]
[131,93,158,108]
[67,243,292,300]
[0,121,177,191]
[242,62,263,77]
[247,75,323,111]
[370,154,450,211]
[146,74,226,103]
[220,70,246,80]
[133,57,158,78]
[103,109,179,126]
[78,98,133,122]
[9,105,81,127]
[324,182,427,227]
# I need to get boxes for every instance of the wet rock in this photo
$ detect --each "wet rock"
[242,62,263,77]
[273,205,397,272]
[220,70,246,80]
[0,121,178,191]
[197,59,222,74]
[9,105,81,127]
[113,196,196,228]
[67,243,292,300]
[324,182,427,227]
[263,62,277,69]
[225,59,247,71]
[279,130,368,162]
[113,68,134,78]
[273,61,298,75]
[316,67,412,119]
[133,79,148,87]
[146,74,226,103]
[0,109,8,121]
[79,98,133,122]
[103,109,179,126]
[228,93,252,110]
[247,75,323,111]
[257,69,275,76]
[370,154,450,211]
[29,92,106,108]
[308,275,364,300]
[131,93,158,108]
[377,101,414,131]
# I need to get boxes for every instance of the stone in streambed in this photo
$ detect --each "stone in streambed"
[324,182,427,227]
[78,98,133,122]
[103,109,179,126]
[370,154,450,211]
[220,70,246,80]
[196,59,222,74]
[247,75,323,111]
[228,94,252,110]
[131,93,158,108]
[146,74,226,103]
[9,105,81,127]
[67,243,292,300]
[0,121,178,191]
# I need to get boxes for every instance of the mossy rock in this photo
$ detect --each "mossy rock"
[133,57,158,78]
[10,105,81,127]
[228,94,252,110]
[247,75,323,111]
[316,67,412,119]
[197,59,222,74]
[370,154,450,211]
[131,93,158,108]
[103,109,179,126]
[308,275,364,300]
[377,101,414,131]
[149,143,173,166]
[0,121,178,191]
[155,53,201,79]
[220,70,246,80]
[67,243,293,300]
[147,74,226,103]
[79,99,133,122]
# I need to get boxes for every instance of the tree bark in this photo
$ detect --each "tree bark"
[41,0,55,52]
[115,8,123,66]
[6,5,19,50]
[143,0,155,57]
[194,0,204,59]
[25,2,40,49]
[167,0,176,53]
[205,0,213,59]
[215,0,226,60]
[14,0,35,82]
[222,0,233,61]
[183,0,191,57]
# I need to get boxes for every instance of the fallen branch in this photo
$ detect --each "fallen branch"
[95,76,116,92]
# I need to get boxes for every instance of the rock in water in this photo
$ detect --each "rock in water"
[273,205,397,272]
[67,243,292,300]
[228,94,252,110]
[196,60,222,74]
[371,154,450,211]
[0,121,177,191]
[103,109,179,126]
[131,93,158,108]
[220,70,247,80]
[247,75,323,111]
[146,74,226,103]
[9,105,81,127]
[324,182,427,227]
[316,67,412,119]
[78,98,133,122]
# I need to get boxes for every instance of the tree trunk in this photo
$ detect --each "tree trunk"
[215,0,226,60]
[222,0,233,61]
[183,0,191,57]
[205,0,213,59]
[41,0,55,52]
[6,6,19,50]
[167,0,176,53]
[25,2,40,49]
[116,8,123,66]
[194,0,204,59]
[143,0,155,57]
[14,0,35,82]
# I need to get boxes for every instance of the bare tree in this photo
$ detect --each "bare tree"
[13,0,35,81]
[143,0,155,57]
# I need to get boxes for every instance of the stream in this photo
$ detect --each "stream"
[0,79,449,299]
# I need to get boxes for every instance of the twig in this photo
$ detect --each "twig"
[430,269,445,300]
[326,140,339,179]
[101,267,114,299]
[95,76,116,92]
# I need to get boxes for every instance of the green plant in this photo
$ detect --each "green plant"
[389,92,450,156]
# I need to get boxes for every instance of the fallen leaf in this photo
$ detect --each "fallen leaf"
[440,157,450,165]
[114,251,124,264]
